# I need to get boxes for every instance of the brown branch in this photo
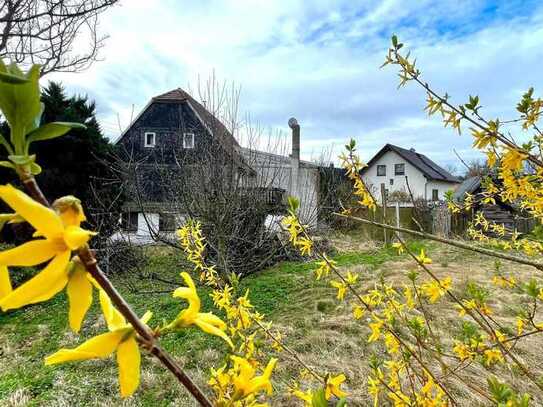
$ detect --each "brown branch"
[20,175,213,407]
[333,212,543,271]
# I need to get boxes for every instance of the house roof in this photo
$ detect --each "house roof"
[240,147,318,169]
[453,176,481,201]
[153,88,240,150]
[114,88,239,149]
[362,143,460,183]
[114,88,253,173]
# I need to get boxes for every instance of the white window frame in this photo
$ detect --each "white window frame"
[377,165,386,176]
[183,132,195,149]
[144,132,156,147]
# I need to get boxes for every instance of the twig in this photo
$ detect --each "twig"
[333,212,543,271]
[20,175,213,407]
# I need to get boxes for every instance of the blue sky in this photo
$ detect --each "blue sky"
[50,0,543,172]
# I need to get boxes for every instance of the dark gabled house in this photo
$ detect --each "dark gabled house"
[115,88,250,169]
[113,88,262,241]
[111,88,318,243]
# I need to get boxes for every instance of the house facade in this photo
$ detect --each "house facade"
[112,88,320,243]
[361,144,460,205]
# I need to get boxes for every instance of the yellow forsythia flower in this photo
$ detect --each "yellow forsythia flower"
[0,185,94,322]
[415,249,432,264]
[345,271,358,285]
[292,388,313,405]
[368,317,384,342]
[453,342,474,361]
[325,373,347,400]
[384,332,400,354]
[0,265,10,298]
[330,280,347,301]
[483,348,504,366]
[353,304,365,320]
[46,291,152,397]
[392,242,404,254]
[231,355,277,398]
[517,318,524,336]
[164,272,233,348]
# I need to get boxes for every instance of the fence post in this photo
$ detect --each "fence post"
[381,183,388,244]
[395,201,400,238]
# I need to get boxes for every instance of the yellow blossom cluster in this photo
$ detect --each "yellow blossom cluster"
[338,140,376,211]
[177,222,283,406]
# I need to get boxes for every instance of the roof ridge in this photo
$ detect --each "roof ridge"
[362,143,459,183]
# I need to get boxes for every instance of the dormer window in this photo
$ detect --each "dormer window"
[183,133,195,149]
[144,132,156,147]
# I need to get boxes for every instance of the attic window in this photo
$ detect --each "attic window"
[144,132,156,147]
[377,165,386,176]
[394,163,405,175]
[183,133,195,149]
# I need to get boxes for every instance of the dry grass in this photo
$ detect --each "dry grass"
[266,240,543,406]
[1,238,542,406]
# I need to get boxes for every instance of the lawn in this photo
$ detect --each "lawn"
[1,236,542,406]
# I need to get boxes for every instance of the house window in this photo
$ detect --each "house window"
[432,189,439,201]
[390,179,394,185]
[377,165,386,176]
[394,163,405,175]
[159,213,176,231]
[144,132,156,147]
[121,212,138,232]
[183,133,195,149]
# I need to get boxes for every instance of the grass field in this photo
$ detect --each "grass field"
[1,235,542,406]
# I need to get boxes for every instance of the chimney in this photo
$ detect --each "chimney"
[289,117,300,161]
[288,117,300,198]
[410,148,416,152]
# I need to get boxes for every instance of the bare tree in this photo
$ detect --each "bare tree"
[0,0,118,74]
[111,75,339,279]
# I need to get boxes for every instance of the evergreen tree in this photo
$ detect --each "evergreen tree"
[32,82,113,204]
[0,82,119,239]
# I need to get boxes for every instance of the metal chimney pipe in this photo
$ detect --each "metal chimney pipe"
[288,117,300,161]
[288,117,300,199]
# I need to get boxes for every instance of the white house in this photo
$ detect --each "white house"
[360,144,460,205]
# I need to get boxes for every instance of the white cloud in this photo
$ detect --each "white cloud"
[48,0,543,169]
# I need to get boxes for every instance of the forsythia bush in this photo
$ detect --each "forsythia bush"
[281,36,543,406]
[2,35,543,407]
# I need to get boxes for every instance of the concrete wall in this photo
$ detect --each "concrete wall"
[362,150,456,203]
[242,148,320,225]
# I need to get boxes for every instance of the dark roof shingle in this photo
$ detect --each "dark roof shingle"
[363,143,460,183]
[154,88,240,150]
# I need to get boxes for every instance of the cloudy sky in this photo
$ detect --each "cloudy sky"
[50,0,543,171]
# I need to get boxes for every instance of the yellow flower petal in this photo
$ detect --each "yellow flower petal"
[197,312,227,330]
[0,251,70,311]
[67,267,93,333]
[45,330,124,365]
[0,239,57,266]
[99,289,126,331]
[0,184,63,238]
[194,317,234,348]
[172,273,201,319]
[63,225,94,250]
[326,374,347,399]
[116,336,141,398]
[140,310,153,325]
[0,265,11,298]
